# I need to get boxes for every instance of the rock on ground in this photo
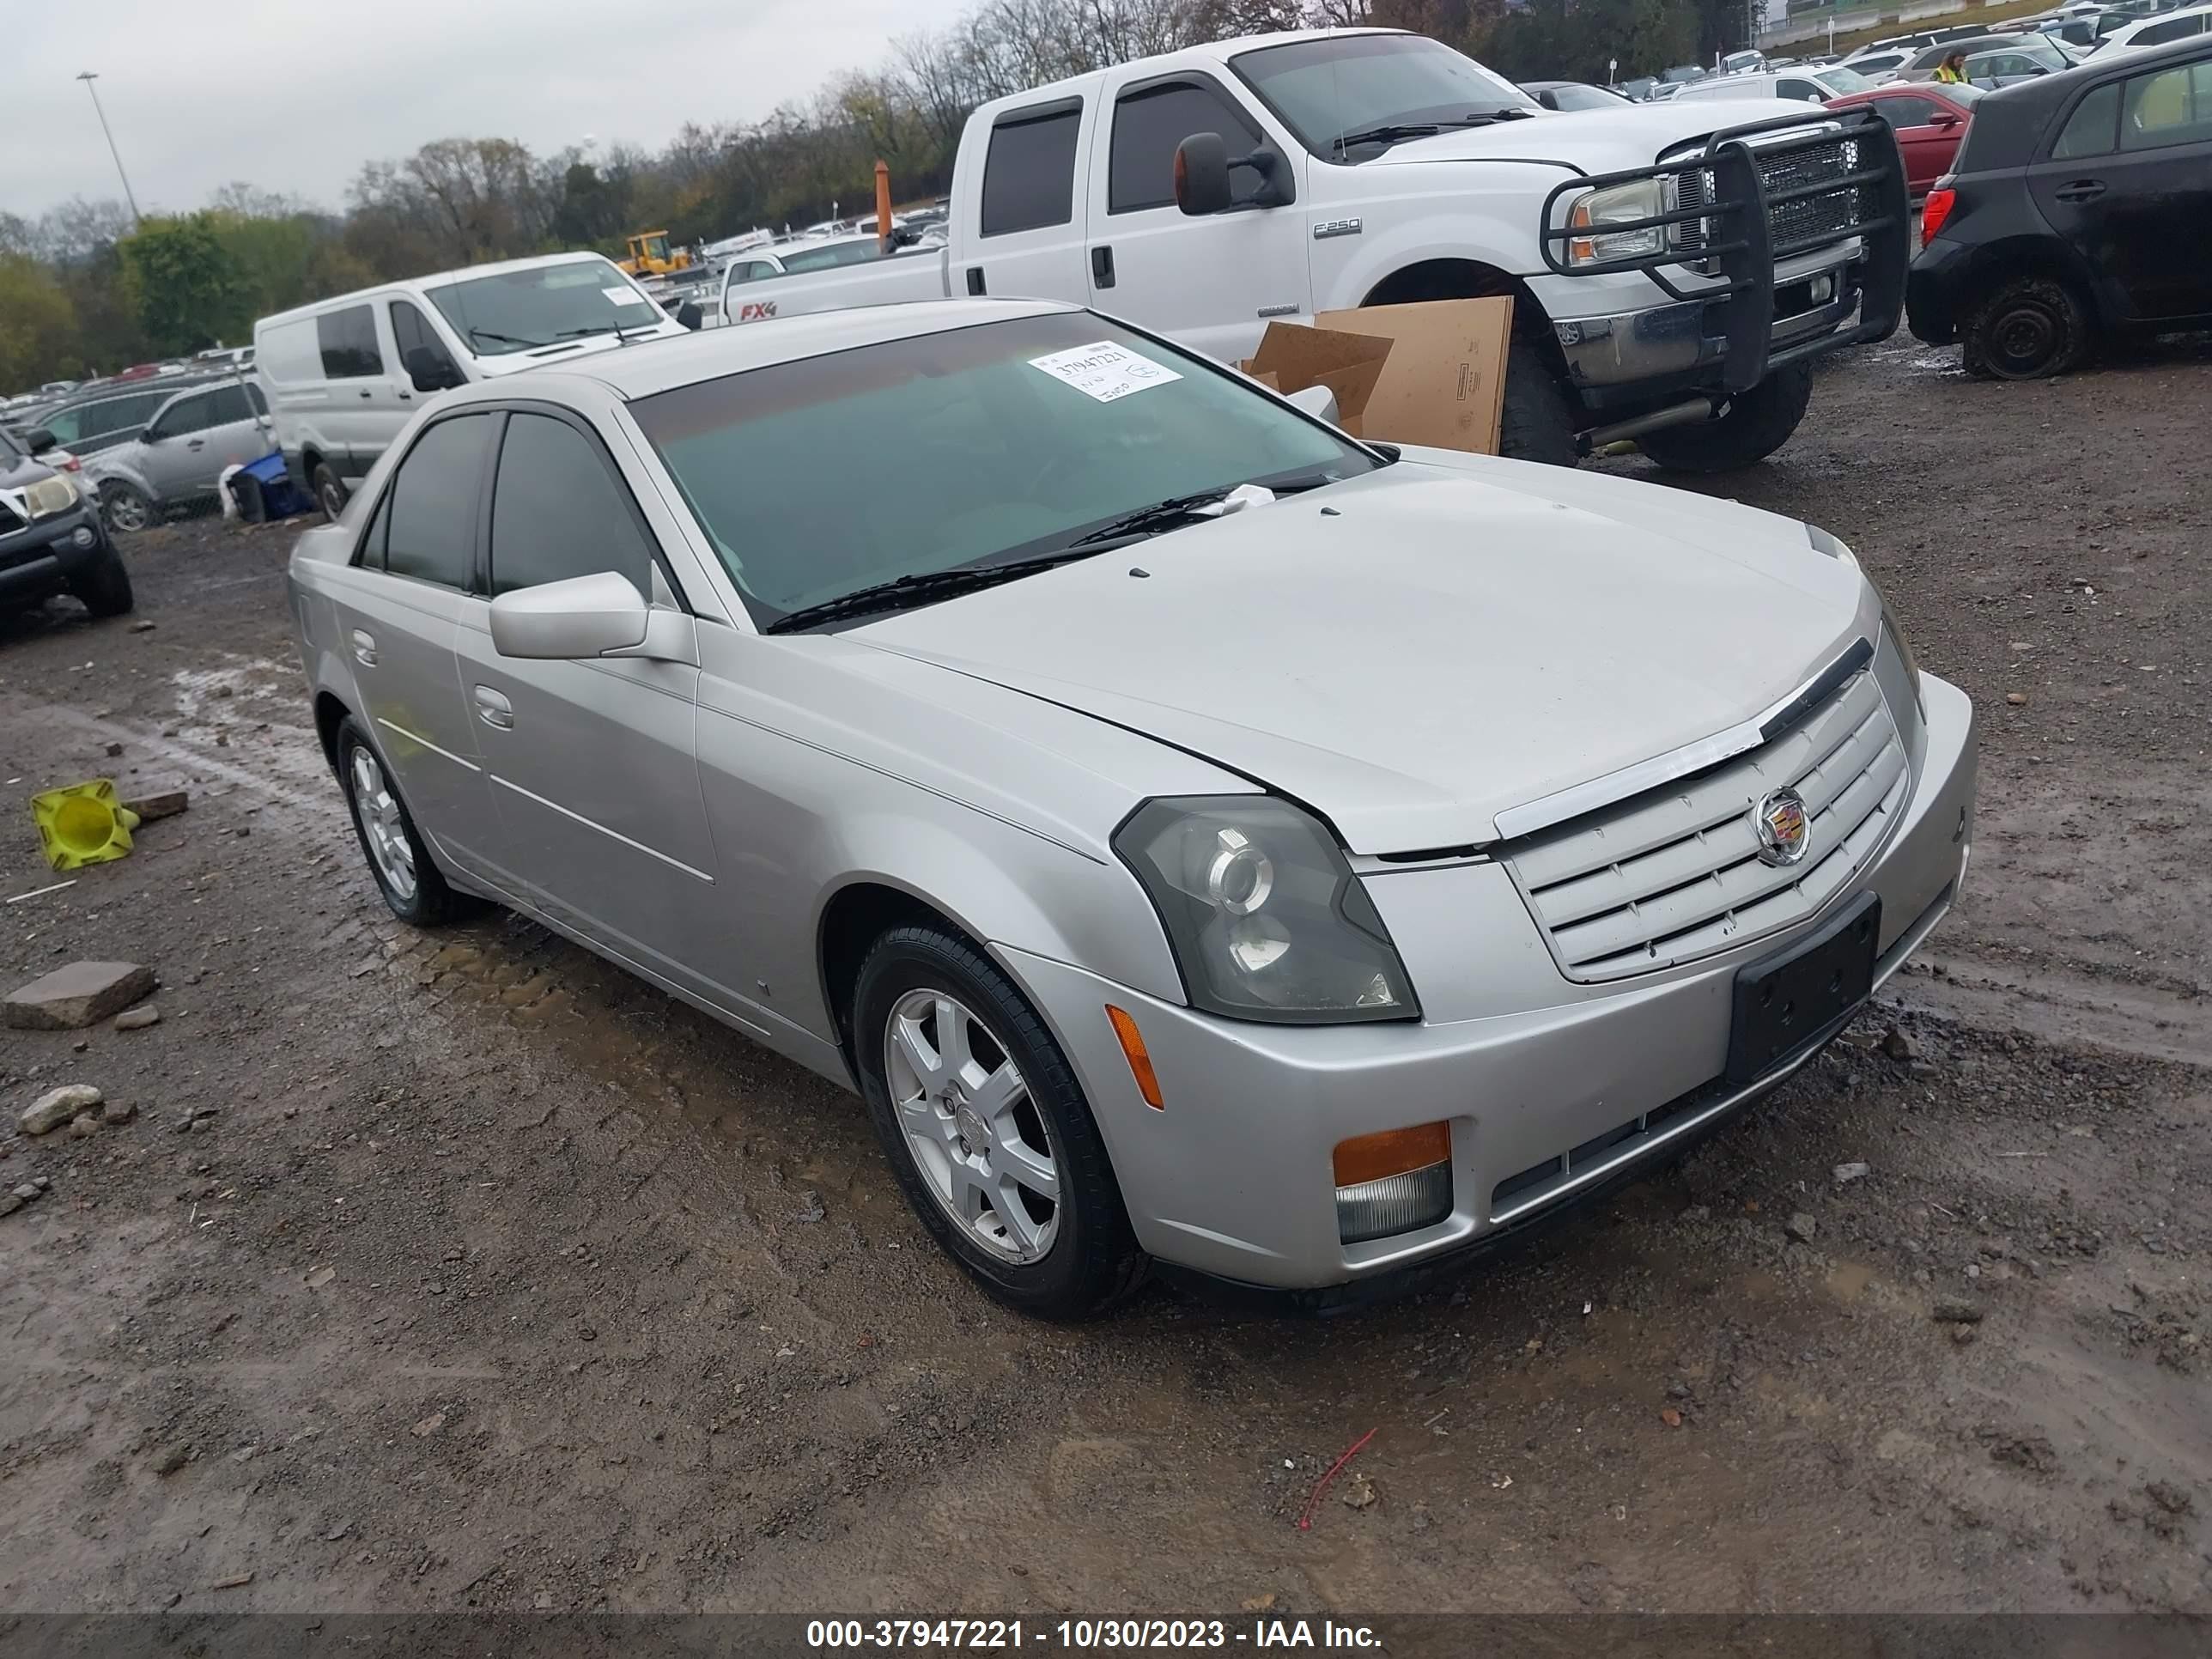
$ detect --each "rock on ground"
[21,1084,103,1136]
[4,963,156,1030]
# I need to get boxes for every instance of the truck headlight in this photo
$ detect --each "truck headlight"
[1567,179,1671,265]
[23,475,78,517]
[1115,796,1419,1024]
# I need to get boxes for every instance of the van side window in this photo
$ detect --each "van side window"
[390,301,460,383]
[317,306,385,379]
[382,413,494,589]
[1109,81,1261,214]
[487,413,653,597]
[981,104,1082,236]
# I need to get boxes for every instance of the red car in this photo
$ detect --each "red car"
[1824,82,1984,198]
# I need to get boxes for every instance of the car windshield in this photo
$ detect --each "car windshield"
[1548,83,1631,110]
[632,313,1377,629]
[422,261,660,356]
[1231,34,1537,156]
[1814,66,1874,94]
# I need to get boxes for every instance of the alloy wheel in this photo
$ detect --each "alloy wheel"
[349,745,417,902]
[105,490,150,534]
[883,988,1060,1263]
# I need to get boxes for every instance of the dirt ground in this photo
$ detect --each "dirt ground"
[1,335,2206,1620]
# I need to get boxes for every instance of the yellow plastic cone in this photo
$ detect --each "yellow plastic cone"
[31,779,141,872]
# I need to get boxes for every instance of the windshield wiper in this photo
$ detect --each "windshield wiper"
[1333,110,1535,152]
[468,326,550,349]
[763,549,1105,634]
[1066,489,1244,550]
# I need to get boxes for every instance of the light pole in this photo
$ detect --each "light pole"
[75,71,143,229]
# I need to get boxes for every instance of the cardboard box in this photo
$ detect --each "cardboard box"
[1237,324,1395,438]
[1315,296,1515,457]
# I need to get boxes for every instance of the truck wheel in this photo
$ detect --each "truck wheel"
[312,463,349,522]
[70,542,135,618]
[1961,277,2089,380]
[1638,363,1814,474]
[1497,337,1583,468]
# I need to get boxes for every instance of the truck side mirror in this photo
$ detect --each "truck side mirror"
[404,346,464,393]
[675,301,703,331]
[1175,132,1234,215]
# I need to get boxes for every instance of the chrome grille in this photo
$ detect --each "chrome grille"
[1504,668,1907,983]
[1677,135,1870,264]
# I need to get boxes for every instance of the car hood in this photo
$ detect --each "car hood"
[854,453,1869,855]
[471,322,689,378]
[0,455,58,492]
[1370,99,1830,172]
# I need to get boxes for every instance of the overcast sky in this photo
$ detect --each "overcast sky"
[11,0,970,220]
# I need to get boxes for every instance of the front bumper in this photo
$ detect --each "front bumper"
[0,498,108,609]
[1004,672,1975,1291]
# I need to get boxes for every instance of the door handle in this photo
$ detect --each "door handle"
[2055,179,2106,202]
[350,629,378,667]
[358,388,374,399]
[1091,245,1115,289]
[965,266,987,296]
[473,685,514,730]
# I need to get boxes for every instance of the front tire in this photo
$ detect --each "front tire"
[853,925,1146,1319]
[1638,362,1814,474]
[1497,337,1583,468]
[312,462,349,522]
[1962,277,2090,380]
[70,541,134,617]
[336,717,472,926]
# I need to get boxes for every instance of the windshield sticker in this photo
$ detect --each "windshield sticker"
[1027,341,1182,404]
[603,286,648,307]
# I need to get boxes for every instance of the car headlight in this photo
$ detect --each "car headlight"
[23,475,78,517]
[1567,179,1671,265]
[1114,796,1419,1024]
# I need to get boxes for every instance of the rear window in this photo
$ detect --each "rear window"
[980,104,1081,236]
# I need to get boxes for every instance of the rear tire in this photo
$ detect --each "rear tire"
[336,717,473,927]
[100,482,155,536]
[1497,337,1583,468]
[70,542,134,617]
[852,924,1146,1320]
[312,462,349,522]
[1638,363,1814,474]
[1961,276,2090,380]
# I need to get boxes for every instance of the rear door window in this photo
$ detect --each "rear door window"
[2120,59,2212,149]
[316,306,385,379]
[980,103,1082,235]
[2052,82,2122,158]
[486,412,654,597]
[382,413,494,588]
[1109,80,1261,213]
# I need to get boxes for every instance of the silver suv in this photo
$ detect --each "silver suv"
[88,379,273,532]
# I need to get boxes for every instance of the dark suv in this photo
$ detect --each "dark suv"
[0,425,133,619]
[1908,35,2212,376]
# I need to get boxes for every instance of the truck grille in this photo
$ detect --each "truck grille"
[1503,666,1907,983]
[1678,135,1872,265]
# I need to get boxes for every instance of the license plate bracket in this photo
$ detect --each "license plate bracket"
[1725,891,1881,1084]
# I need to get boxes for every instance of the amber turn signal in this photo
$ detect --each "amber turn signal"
[1105,1005,1164,1109]
[1332,1121,1450,1188]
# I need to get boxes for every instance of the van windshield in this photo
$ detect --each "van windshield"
[422,263,662,356]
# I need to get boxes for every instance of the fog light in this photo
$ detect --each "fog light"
[1333,1121,1452,1243]
[72,526,98,550]
[1811,274,1834,305]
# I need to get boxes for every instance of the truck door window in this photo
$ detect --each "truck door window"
[981,102,1082,235]
[316,305,385,379]
[1109,81,1261,213]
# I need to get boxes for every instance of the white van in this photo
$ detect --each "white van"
[254,252,690,519]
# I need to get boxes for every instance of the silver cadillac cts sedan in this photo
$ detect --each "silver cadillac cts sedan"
[289,299,1975,1317]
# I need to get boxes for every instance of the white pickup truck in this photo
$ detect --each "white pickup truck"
[714,27,1910,471]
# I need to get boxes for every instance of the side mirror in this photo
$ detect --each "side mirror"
[23,427,55,456]
[489,571,649,660]
[1931,111,1962,126]
[1175,132,1234,216]
[140,425,165,445]
[675,301,703,331]
[404,346,464,394]
[1284,384,1339,424]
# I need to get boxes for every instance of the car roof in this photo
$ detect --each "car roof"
[2106,3,2212,38]
[432,298,1080,404]
[1964,30,2210,158]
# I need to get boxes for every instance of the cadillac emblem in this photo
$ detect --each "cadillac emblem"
[1752,787,1812,868]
